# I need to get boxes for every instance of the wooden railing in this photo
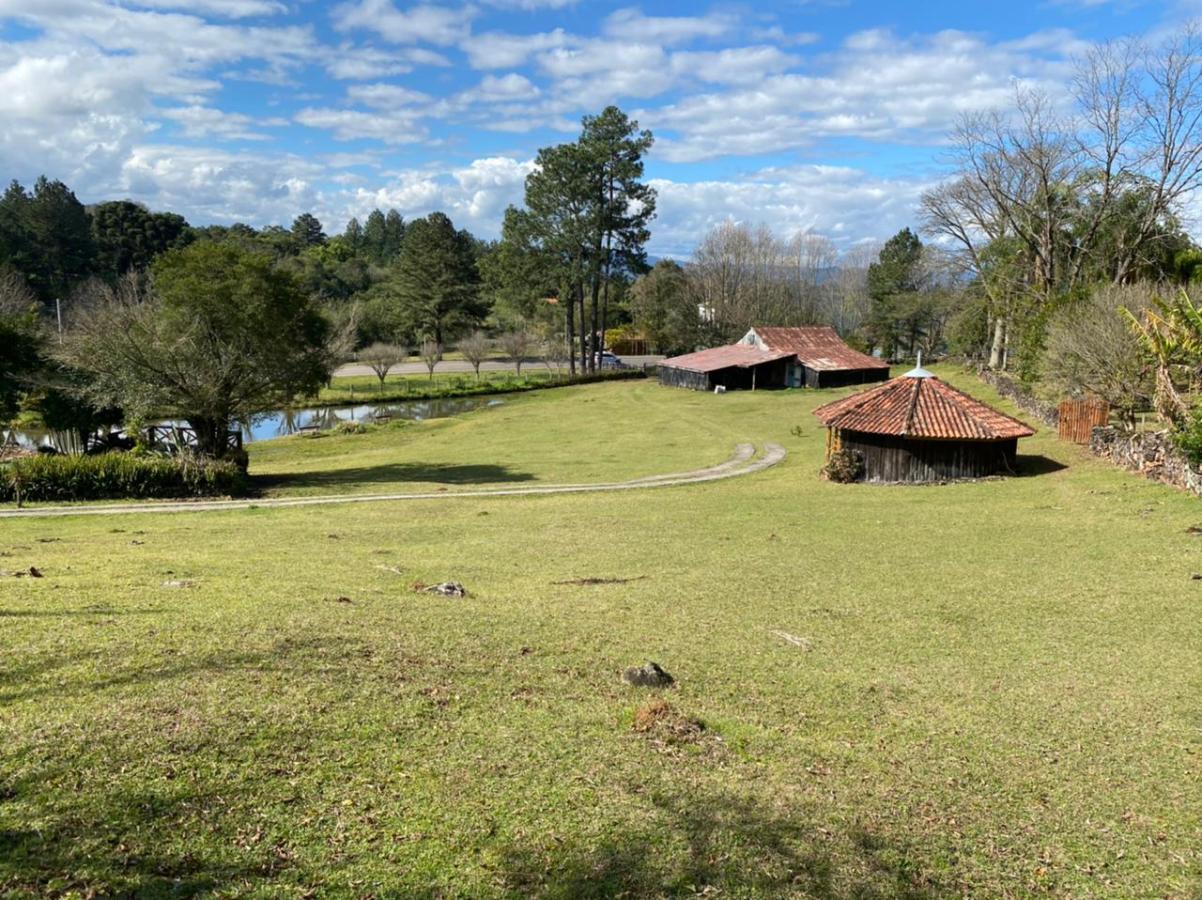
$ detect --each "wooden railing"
[144,425,243,453]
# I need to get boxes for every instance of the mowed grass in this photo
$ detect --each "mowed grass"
[2,369,1202,897]
[247,381,749,496]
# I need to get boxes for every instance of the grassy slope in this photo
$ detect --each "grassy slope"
[2,369,1201,897]
[247,381,747,497]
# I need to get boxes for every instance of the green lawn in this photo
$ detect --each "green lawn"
[248,381,746,497]
[313,369,569,406]
[3,369,1201,897]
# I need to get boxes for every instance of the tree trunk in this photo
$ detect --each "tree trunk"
[1155,364,1188,428]
[589,272,601,374]
[989,316,1007,370]
[565,281,576,377]
[188,416,230,459]
[577,283,588,374]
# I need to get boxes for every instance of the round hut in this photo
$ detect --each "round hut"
[812,364,1035,483]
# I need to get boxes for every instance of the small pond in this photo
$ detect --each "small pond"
[4,396,504,452]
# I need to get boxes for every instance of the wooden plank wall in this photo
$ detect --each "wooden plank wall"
[840,430,1018,483]
[1057,398,1110,443]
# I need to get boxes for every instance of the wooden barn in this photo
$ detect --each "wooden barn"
[659,326,889,391]
[813,364,1036,483]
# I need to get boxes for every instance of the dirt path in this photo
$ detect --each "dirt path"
[0,443,786,519]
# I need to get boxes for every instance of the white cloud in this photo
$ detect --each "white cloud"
[331,0,474,45]
[344,155,534,232]
[119,0,287,17]
[345,83,433,107]
[118,144,325,223]
[601,7,734,45]
[461,29,570,69]
[160,105,279,141]
[644,28,1076,162]
[649,164,936,256]
[294,106,428,142]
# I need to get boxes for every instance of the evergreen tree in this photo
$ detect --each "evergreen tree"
[387,212,486,344]
[866,228,924,359]
[0,177,94,303]
[291,213,326,249]
[343,217,364,254]
[91,200,191,279]
[363,209,388,264]
[383,209,406,261]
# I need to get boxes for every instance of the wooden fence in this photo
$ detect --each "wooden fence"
[144,425,243,453]
[1058,398,1110,443]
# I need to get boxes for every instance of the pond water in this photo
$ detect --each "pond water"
[3,396,504,452]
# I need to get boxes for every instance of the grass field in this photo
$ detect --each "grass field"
[3,369,1201,897]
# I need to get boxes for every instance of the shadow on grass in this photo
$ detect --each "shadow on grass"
[252,461,537,493]
[1014,454,1069,477]
[0,636,355,705]
[0,607,164,619]
[495,790,950,899]
[0,785,290,898]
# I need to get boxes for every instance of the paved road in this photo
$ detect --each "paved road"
[335,355,665,378]
[0,443,785,519]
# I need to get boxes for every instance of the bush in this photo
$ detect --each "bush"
[822,449,865,483]
[1172,404,1202,468]
[1,452,247,503]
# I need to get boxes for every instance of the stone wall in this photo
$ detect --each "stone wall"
[974,368,1060,427]
[1089,426,1202,497]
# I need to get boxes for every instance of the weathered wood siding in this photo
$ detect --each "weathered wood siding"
[809,367,891,390]
[659,359,790,391]
[838,430,1019,483]
[658,366,711,391]
[1057,398,1109,443]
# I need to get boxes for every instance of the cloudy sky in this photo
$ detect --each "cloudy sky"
[0,0,1186,256]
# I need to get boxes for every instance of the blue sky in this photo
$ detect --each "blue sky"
[0,0,1187,256]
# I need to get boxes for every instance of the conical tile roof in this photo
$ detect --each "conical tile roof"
[813,372,1035,440]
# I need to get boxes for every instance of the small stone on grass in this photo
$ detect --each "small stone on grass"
[622,661,674,688]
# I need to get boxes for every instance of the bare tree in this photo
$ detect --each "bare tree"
[359,341,407,391]
[828,241,881,336]
[499,329,532,375]
[0,267,37,317]
[458,330,490,380]
[1044,284,1156,428]
[542,335,568,377]
[923,29,1202,369]
[419,339,443,380]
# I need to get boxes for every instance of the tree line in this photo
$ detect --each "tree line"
[0,105,659,458]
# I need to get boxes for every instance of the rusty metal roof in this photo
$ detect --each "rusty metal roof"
[813,373,1036,440]
[753,327,890,372]
[660,344,794,373]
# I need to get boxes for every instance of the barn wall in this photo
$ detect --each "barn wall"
[661,359,789,391]
[658,366,711,391]
[812,368,891,389]
[839,430,1019,483]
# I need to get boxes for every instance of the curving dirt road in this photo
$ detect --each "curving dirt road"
[0,443,786,519]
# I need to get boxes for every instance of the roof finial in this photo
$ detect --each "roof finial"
[904,351,934,379]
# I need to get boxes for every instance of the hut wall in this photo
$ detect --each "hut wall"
[838,430,1019,483]
[811,368,890,390]
[661,358,790,391]
[658,366,711,391]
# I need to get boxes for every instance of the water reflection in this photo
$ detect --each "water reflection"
[5,396,503,450]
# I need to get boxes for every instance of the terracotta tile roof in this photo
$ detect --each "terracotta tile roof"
[660,344,794,374]
[753,326,890,372]
[813,374,1036,440]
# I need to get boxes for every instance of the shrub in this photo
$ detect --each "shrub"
[1172,404,1202,468]
[0,452,247,503]
[332,420,370,436]
[822,449,865,483]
